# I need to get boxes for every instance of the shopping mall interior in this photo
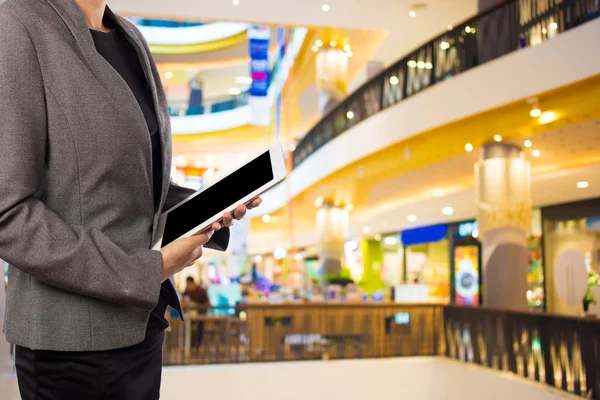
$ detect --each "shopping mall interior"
[1,0,600,398]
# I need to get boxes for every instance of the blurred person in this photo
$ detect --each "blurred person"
[0,0,262,399]
[184,276,211,348]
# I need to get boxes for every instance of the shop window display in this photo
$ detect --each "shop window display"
[405,241,450,303]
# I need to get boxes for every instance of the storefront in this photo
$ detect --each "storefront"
[542,197,600,315]
[400,225,451,303]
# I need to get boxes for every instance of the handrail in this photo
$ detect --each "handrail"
[292,0,600,168]
[127,17,204,28]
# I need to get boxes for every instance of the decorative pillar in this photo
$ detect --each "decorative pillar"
[316,46,349,115]
[316,203,349,282]
[475,143,531,310]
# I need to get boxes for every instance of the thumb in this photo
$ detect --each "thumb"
[192,229,214,246]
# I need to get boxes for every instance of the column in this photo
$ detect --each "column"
[316,45,349,115]
[316,203,349,284]
[476,143,531,310]
[360,239,386,294]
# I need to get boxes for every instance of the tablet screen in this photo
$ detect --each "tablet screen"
[162,150,274,246]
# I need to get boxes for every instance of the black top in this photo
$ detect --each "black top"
[90,23,172,334]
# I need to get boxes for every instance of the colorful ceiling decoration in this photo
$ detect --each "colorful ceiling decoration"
[126,18,250,54]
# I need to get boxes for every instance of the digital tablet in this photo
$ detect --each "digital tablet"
[152,141,286,250]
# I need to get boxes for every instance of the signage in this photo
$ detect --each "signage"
[248,26,271,125]
[458,221,478,238]
[454,245,480,306]
[394,312,410,325]
[401,224,448,246]
[248,26,270,97]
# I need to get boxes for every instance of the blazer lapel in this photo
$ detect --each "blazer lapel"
[45,0,171,238]
[109,10,173,220]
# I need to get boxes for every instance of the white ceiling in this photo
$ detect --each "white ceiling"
[110,0,478,65]
[247,118,600,253]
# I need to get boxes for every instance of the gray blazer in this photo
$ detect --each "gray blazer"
[0,0,228,351]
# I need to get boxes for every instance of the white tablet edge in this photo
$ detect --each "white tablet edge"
[151,141,286,250]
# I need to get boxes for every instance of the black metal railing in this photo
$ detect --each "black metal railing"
[292,0,600,168]
[163,304,600,398]
[444,306,600,399]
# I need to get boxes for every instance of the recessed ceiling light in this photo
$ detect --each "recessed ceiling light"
[425,62,433,70]
[374,234,382,241]
[407,60,417,68]
[315,39,323,47]
[440,41,450,50]
[539,111,558,124]
[362,226,371,234]
[465,143,474,152]
[494,134,502,142]
[314,196,324,208]
[524,140,532,148]
[232,0,240,5]
[530,108,542,118]
[322,4,330,12]
[532,149,541,157]
[442,206,454,216]
[384,236,397,245]
[577,181,589,189]
[409,10,417,18]
[542,27,548,34]
[344,44,351,52]
[330,40,337,47]
[407,214,417,222]
[472,230,479,239]
[228,87,242,95]
[417,61,425,69]
[311,45,319,52]
[262,214,271,223]
[346,110,355,120]
[447,24,453,30]
[346,51,354,58]
[165,71,173,79]
[390,76,399,85]
[235,76,252,85]
[465,26,471,33]
[549,22,558,30]
[175,155,187,167]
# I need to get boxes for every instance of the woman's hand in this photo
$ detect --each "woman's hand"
[159,230,214,281]
[209,197,263,231]
[159,197,262,281]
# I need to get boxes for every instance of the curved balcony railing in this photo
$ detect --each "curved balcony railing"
[168,91,250,117]
[292,0,600,168]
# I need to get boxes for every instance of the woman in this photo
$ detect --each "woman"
[0,0,261,398]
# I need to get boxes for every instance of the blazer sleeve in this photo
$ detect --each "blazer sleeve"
[0,12,163,311]
[164,182,230,252]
